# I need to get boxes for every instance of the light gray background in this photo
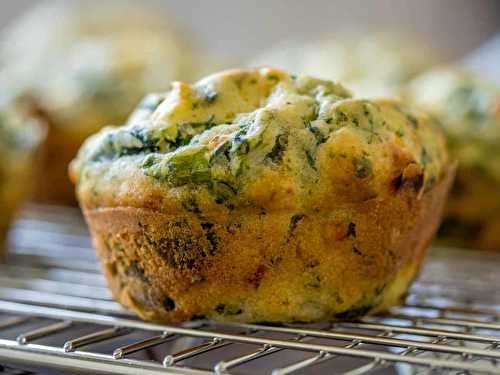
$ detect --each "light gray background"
[1,0,500,61]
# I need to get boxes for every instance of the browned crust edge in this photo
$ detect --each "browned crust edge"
[83,167,454,323]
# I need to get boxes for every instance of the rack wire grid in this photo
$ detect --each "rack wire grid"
[0,204,499,375]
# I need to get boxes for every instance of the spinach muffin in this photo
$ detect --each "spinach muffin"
[407,67,500,250]
[71,68,453,323]
[249,34,437,98]
[0,1,198,204]
[0,94,45,258]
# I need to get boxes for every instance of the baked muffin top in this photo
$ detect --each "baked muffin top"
[72,68,449,212]
[407,67,500,183]
[0,1,195,134]
[249,34,437,98]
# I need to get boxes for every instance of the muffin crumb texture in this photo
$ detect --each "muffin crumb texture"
[73,68,453,323]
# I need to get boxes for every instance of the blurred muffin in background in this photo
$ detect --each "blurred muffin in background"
[407,67,500,250]
[0,90,46,258]
[0,1,206,205]
[249,33,438,98]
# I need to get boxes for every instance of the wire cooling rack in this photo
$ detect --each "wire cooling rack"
[0,205,499,375]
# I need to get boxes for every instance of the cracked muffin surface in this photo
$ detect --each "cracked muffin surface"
[72,68,453,323]
[407,67,500,250]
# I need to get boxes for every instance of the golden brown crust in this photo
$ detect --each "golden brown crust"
[74,68,453,323]
[83,166,454,323]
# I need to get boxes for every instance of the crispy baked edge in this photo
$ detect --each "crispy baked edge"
[82,166,454,323]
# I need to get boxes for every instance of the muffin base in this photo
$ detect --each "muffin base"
[83,169,453,323]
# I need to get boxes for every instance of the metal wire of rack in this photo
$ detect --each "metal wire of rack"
[0,204,499,375]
